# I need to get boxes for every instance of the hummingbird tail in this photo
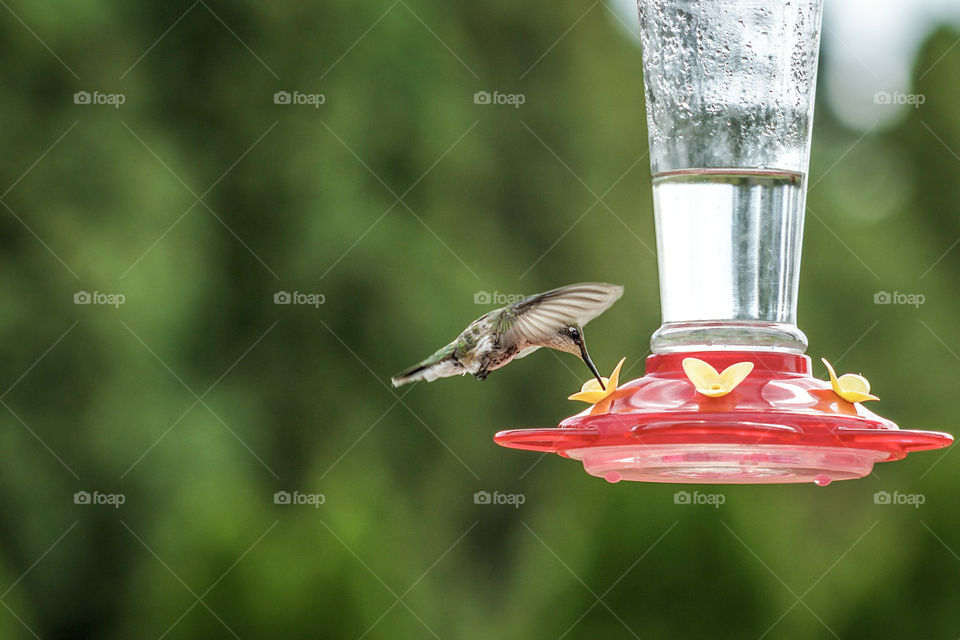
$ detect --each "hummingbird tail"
[391,346,463,387]
[391,363,430,387]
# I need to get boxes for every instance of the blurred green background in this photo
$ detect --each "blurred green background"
[0,1,958,638]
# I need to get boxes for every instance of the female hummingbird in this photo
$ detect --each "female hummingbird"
[391,283,623,387]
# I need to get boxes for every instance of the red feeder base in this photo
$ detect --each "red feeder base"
[494,351,952,485]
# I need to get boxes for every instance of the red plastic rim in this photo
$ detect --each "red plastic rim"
[494,351,953,484]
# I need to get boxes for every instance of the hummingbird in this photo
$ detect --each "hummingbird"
[391,283,623,388]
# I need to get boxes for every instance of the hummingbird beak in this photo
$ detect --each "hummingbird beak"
[575,335,605,390]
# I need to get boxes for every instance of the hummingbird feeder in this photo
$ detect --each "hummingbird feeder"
[494,0,952,484]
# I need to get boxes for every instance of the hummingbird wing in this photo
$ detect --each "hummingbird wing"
[497,282,623,345]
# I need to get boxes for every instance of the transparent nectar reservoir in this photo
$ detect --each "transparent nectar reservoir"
[639,0,823,353]
[652,168,807,352]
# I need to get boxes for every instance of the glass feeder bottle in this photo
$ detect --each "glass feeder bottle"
[641,0,821,354]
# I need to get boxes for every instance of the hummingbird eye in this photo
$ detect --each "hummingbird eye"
[569,328,580,340]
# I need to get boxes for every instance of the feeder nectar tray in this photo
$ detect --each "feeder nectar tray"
[494,351,952,485]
